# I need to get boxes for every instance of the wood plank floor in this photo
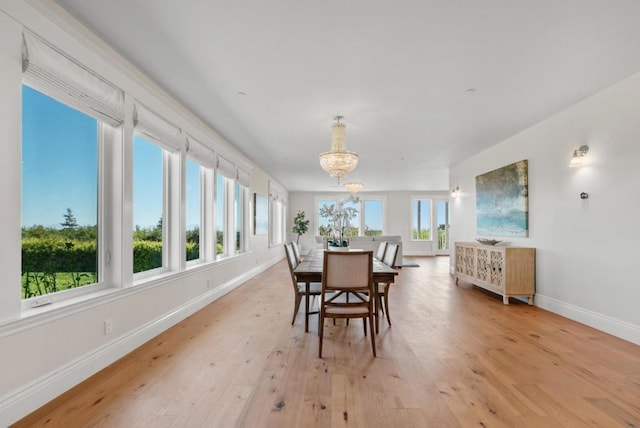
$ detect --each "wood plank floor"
[14,256,640,427]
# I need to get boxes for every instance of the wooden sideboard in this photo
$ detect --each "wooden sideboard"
[454,242,536,305]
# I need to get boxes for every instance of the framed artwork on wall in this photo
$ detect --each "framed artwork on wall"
[476,159,529,237]
[253,193,268,235]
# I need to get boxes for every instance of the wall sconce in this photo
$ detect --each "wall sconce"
[451,186,460,198]
[569,145,589,167]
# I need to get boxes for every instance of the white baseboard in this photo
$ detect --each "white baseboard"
[535,293,640,346]
[0,258,280,427]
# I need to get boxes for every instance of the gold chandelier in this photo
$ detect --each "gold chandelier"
[319,116,358,181]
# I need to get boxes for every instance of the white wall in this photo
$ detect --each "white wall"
[450,72,640,346]
[0,3,285,425]
[289,191,449,256]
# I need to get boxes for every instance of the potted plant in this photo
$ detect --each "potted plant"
[292,210,310,244]
[319,201,358,249]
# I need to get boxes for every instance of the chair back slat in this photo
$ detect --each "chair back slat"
[382,243,399,267]
[374,241,387,261]
[292,241,302,263]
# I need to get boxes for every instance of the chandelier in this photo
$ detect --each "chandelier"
[319,116,358,181]
[344,181,364,193]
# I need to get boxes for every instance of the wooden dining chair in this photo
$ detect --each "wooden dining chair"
[319,250,376,358]
[374,241,387,261]
[377,242,399,326]
[284,243,322,325]
[291,241,302,263]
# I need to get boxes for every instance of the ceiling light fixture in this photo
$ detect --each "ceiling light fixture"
[344,181,364,193]
[319,115,358,182]
[569,145,589,167]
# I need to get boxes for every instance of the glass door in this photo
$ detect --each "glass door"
[435,200,450,254]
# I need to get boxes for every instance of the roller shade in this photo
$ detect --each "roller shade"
[22,32,125,127]
[237,167,251,187]
[186,136,215,168]
[216,154,236,178]
[133,102,183,152]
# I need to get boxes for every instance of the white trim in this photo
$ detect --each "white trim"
[534,294,640,346]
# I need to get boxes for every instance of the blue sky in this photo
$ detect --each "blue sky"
[22,85,200,230]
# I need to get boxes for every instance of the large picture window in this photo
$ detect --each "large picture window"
[21,85,100,299]
[315,196,385,237]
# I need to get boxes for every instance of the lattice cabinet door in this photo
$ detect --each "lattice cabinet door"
[476,248,490,282]
[463,246,476,277]
[489,250,505,289]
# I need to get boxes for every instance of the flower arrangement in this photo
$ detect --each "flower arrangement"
[319,197,359,247]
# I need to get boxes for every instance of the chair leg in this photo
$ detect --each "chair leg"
[363,317,367,337]
[368,313,376,357]
[383,285,391,326]
[318,312,325,358]
[292,294,301,325]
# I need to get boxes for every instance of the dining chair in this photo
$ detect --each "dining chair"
[374,241,387,261]
[318,250,376,358]
[377,242,399,326]
[291,241,302,263]
[284,243,322,325]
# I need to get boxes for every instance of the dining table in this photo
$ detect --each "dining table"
[293,248,398,334]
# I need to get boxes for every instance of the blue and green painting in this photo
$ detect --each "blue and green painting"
[476,160,529,237]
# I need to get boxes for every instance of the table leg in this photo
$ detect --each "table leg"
[374,283,379,334]
[305,282,310,333]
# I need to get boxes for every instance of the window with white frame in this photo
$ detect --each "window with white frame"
[132,135,166,273]
[412,198,432,240]
[21,85,101,299]
[20,32,124,301]
[185,158,202,262]
[132,102,183,275]
[215,172,227,257]
[315,196,385,237]
[363,199,384,236]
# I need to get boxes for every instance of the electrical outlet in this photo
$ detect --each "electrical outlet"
[104,319,113,335]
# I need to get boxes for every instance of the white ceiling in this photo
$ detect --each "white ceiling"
[55,0,640,192]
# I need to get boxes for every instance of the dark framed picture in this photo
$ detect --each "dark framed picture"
[253,193,268,235]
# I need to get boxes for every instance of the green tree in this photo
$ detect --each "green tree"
[60,208,78,230]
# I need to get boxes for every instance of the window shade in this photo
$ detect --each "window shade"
[186,136,215,168]
[133,102,183,152]
[237,167,251,187]
[216,154,236,179]
[22,32,124,127]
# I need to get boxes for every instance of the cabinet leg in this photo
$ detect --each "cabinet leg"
[503,295,509,305]
[455,276,459,285]
[528,296,534,305]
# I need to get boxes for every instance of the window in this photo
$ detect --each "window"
[436,200,450,251]
[235,182,248,253]
[186,158,202,262]
[363,199,383,236]
[315,196,386,237]
[316,199,336,237]
[216,173,226,256]
[412,198,432,240]
[341,198,360,237]
[21,85,100,299]
[133,135,165,273]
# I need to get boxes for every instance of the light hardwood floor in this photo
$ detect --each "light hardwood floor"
[14,256,640,427]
